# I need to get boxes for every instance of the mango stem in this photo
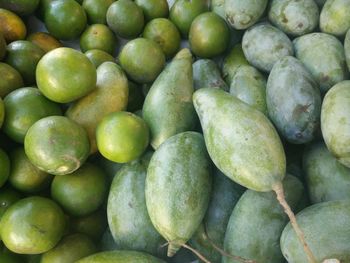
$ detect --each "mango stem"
[273,182,317,263]
[181,243,211,263]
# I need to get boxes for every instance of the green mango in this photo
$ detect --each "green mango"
[303,141,350,204]
[320,0,350,37]
[223,175,304,263]
[210,0,224,18]
[76,250,166,263]
[193,88,285,192]
[229,65,267,114]
[321,80,350,168]
[143,49,196,149]
[281,200,350,262]
[267,56,321,144]
[145,131,212,257]
[345,29,350,71]
[107,151,166,256]
[190,169,245,263]
[224,0,268,30]
[222,44,249,85]
[293,32,348,93]
[66,62,128,154]
[193,59,228,91]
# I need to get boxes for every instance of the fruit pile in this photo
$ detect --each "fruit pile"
[0,0,350,262]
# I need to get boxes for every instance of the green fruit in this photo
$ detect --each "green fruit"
[5,40,44,85]
[36,47,97,103]
[0,0,40,15]
[0,8,26,43]
[143,18,181,59]
[119,38,165,84]
[225,0,268,29]
[24,116,90,175]
[229,65,267,114]
[0,63,23,98]
[66,62,128,153]
[321,80,350,168]
[0,148,10,188]
[82,0,115,24]
[106,0,144,39]
[193,59,228,91]
[169,0,208,38]
[51,163,108,216]
[0,196,66,254]
[135,0,169,21]
[193,88,285,191]
[320,0,350,37]
[242,23,294,72]
[80,24,117,55]
[190,169,245,263]
[189,12,229,58]
[266,56,321,143]
[44,0,87,40]
[96,111,149,163]
[0,32,6,60]
[145,132,212,257]
[143,49,196,149]
[222,44,249,85]
[268,0,319,36]
[84,49,115,68]
[27,32,62,53]
[281,200,350,262]
[127,81,144,112]
[224,175,304,263]
[3,87,62,143]
[293,32,348,93]
[108,152,165,256]
[76,250,166,263]
[210,0,225,18]
[345,29,350,71]
[9,147,53,193]
[0,186,21,220]
[41,234,97,263]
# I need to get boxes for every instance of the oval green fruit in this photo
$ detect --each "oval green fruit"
[0,63,23,98]
[281,200,350,262]
[119,38,165,84]
[0,196,66,254]
[210,0,225,18]
[193,59,228,91]
[222,44,249,85]
[145,132,212,257]
[96,111,149,163]
[320,0,350,37]
[82,0,115,24]
[193,88,286,192]
[0,148,10,188]
[85,49,115,68]
[24,116,90,175]
[135,0,169,21]
[0,0,40,16]
[36,47,97,103]
[3,87,62,143]
[27,32,62,53]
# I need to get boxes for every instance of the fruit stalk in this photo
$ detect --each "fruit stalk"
[181,243,211,263]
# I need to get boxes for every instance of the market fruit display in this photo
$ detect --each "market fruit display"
[1,1,350,263]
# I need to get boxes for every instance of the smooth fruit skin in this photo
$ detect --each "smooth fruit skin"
[242,23,294,72]
[119,38,165,84]
[66,62,128,153]
[96,111,149,163]
[0,186,21,220]
[229,65,267,114]
[143,48,196,149]
[321,81,350,168]
[0,148,10,188]
[294,33,348,93]
[345,29,350,71]
[189,12,229,58]
[24,116,90,175]
[106,0,144,39]
[5,40,44,85]
[36,47,97,103]
[3,87,62,143]
[76,250,166,263]
[0,63,23,97]
[84,49,114,68]
[26,32,62,53]
[40,234,97,263]
[303,141,350,204]
[0,196,66,254]
[222,44,249,85]
[281,200,350,262]
[135,0,169,21]
[145,132,212,257]
[193,59,228,91]
[0,8,26,43]
[210,0,224,18]
[44,0,87,40]
[193,88,286,192]
[82,0,115,24]
[169,0,208,38]
[320,0,350,37]
[9,147,53,193]
[107,152,166,256]
[266,56,321,144]
[80,24,117,55]
[0,0,40,16]
[223,175,304,263]
[51,163,108,216]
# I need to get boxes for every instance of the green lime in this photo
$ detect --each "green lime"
[82,0,115,25]
[0,63,23,98]
[27,32,62,53]
[135,0,169,21]
[0,0,40,16]
[85,49,115,68]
